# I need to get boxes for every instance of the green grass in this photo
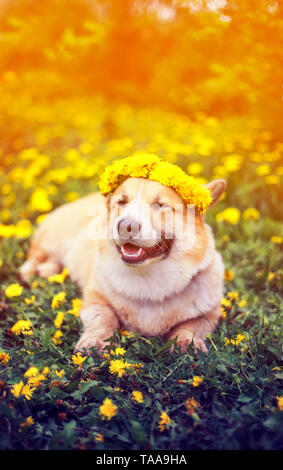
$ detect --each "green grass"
[0,212,282,450]
[0,103,282,450]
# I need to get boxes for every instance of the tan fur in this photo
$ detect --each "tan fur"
[20,177,226,353]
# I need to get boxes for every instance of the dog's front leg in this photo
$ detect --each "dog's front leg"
[75,293,119,354]
[167,306,221,353]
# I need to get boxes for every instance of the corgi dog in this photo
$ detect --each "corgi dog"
[20,176,226,353]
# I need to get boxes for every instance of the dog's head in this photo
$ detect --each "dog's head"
[108,177,226,267]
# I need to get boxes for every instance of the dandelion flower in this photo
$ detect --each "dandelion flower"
[68,298,82,317]
[0,352,10,366]
[111,347,126,356]
[119,328,133,337]
[270,236,283,244]
[52,330,63,344]
[20,416,34,427]
[158,411,171,432]
[132,390,144,403]
[11,381,35,400]
[192,376,203,387]
[48,268,69,284]
[24,367,39,378]
[11,320,33,336]
[54,369,65,379]
[224,334,246,346]
[99,397,118,420]
[243,208,260,221]
[54,312,64,328]
[5,283,23,298]
[72,352,86,368]
[25,295,35,305]
[224,269,235,281]
[27,374,46,387]
[99,154,212,214]
[216,207,240,225]
[51,291,66,309]
[109,359,129,378]
[30,188,53,213]
[238,299,247,308]
[186,397,200,415]
[276,396,283,411]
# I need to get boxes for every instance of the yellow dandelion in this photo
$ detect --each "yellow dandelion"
[224,269,235,281]
[29,188,53,213]
[216,207,240,225]
[185,397,200,415]
[10,319,33,336]
[11,381,24,398]
[132,390,144,403]
[54,369,65,379]
[224,334,246,347]
[187,162,203,175]
[243,208,260,221]
[27,374,46,387]
[276,396,283,411]
[158,411,171,432]
[48,268,69,284]
[24,295,35,305]
[99,397,118,420]
[192,376,203,387]
[0,351,10,366]
[99,155,212,214]
[21,383,36,400]
[119,328,133,337]
[11,381,35,400]
[68,298,82,317]
[268,272,276,282]
[270,236,283,244]
[24,367,39,378]
[51,291,66,309]
[20,416,34,427]
[72,352,86,368]
[111,347,126,356]
[221,306,227,319]
[54,312,64,328]
[109,359,129,378]
[5,283,23,298]
[221,297,231,307]
[256,164,270,176]
[227,291,239,301]
[52,330,63,344]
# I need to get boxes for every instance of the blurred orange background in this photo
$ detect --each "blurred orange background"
[0,0,282,141]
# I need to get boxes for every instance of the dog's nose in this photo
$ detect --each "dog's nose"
[117,218,141,238]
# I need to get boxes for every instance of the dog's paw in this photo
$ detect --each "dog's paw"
[74,333,109,355]
[169,330,207,353]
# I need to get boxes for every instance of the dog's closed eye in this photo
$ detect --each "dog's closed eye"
[152,201,172,210]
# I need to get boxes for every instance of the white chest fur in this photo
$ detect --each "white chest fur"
[95,237,224,337]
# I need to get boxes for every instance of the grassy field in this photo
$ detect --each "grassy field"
[0,100,282,450]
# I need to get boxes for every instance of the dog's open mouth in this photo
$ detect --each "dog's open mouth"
[116,237,173,265]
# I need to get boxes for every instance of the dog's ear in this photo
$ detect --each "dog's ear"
[205,179,227,210]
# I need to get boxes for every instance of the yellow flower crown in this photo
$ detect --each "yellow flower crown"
[99,154,212,214]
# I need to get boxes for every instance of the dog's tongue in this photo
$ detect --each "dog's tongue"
[121,243,144,262]
[123,243,141,254]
